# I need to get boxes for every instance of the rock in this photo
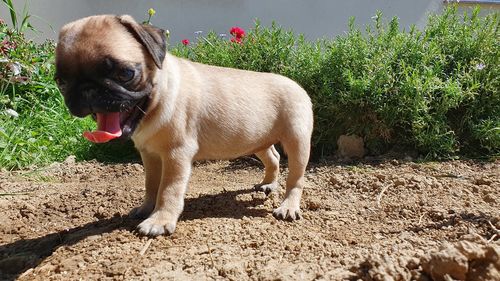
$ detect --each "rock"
[218,261,246,279]
[421,242,468,280]
[55,255,83,273]
[337,134,365,159]
[104,261,128,276]
[131,163,144,172]
[357,254,413,281]
[393,178,407,187]
[34,263,56,275]
[330,175,343,185]
[63,155,76,165]
[482,194,496,203]
[371,181,383,189]
[475,177,492,186]
[19,202,36,218]
[374,173,386,181]
[306,198,321,211]
[86,234,102,241]
[421,238,500,281]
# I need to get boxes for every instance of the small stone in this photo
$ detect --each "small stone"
[19,203,36,218]
[374,173,386,181]
[431,181,442,189]
[475,177,492,186]
[63,155,76,165]
[394,178,407,187]
[371,181,383,189]
[411,175,423,183]
[306,199,321,211]
[105,262,128,276]
[406,257,420,270]
[483,194,496,203]
[400,209,412,217]
[337,134,365,159]
[330,175,343,185]
[86,235,101,241]
[35,263,56,274]
[131,163,144,172]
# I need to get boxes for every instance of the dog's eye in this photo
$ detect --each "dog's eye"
[117,68,135,82]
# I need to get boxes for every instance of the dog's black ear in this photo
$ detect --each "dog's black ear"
[118,15,166,69]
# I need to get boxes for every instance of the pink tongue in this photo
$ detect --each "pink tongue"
[83,112,122,143]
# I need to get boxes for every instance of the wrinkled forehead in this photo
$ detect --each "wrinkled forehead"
[56,15,144,68]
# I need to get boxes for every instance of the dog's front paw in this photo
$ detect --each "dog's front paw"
[137,212,177,236]
[273,201,302,221]
[254,182,279,195]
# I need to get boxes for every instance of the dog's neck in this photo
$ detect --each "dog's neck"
[132,53,181,148]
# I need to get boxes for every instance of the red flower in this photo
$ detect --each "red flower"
[181,39,189,46]
[229,26,245,39]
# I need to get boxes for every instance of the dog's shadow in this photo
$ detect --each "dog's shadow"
[182,188,268,221]
[0,188,268,280]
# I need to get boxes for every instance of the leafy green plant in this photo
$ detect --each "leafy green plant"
[1,0,35,32]
[0,18,138,169]
[173,6,498,158]
[0,5,498,169]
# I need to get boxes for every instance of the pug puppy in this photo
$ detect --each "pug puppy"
[55,15,313,236]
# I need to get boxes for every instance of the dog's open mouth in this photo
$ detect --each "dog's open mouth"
[83,99,147,143]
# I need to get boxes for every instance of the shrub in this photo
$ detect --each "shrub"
[175,7,499,158]
[0,6,498,169]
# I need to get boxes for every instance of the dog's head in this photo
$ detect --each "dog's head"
[55,15,166,142]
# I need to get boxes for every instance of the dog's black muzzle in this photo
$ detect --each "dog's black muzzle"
[65,79,151,118]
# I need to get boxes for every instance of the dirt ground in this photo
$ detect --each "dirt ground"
[0,156,499,280]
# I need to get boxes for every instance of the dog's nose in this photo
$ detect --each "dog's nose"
[60,82,96,118]
[65,96,92,117]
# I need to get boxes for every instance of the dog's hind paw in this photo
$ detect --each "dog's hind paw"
[273,204,302,221]
[254,182,279,195]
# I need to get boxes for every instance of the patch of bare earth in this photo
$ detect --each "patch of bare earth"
[0,157,498,280]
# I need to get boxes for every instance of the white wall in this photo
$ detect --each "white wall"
[1,0,498,44]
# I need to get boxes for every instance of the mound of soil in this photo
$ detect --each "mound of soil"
[356,234,499,281]
[0,157,498,280]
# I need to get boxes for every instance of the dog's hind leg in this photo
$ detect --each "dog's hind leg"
[273,130,311,221]
[254,145,280,195]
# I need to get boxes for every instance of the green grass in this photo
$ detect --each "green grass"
[0,21,138,169]
[0,5,498,170]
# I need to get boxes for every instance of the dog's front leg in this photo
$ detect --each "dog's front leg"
[137,153,192,236]
[129,150,162,219]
